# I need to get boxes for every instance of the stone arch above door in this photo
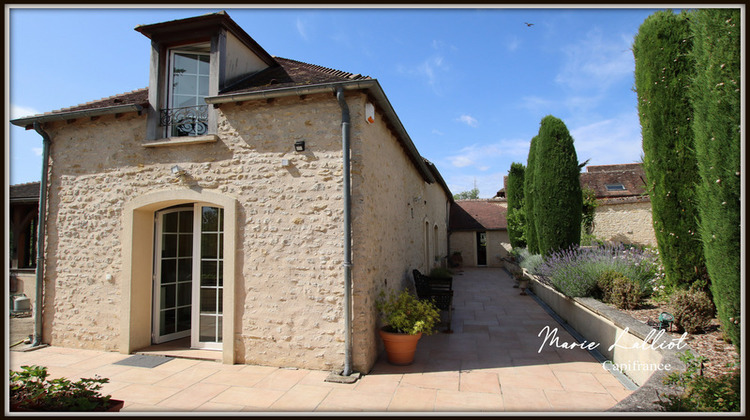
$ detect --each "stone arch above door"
[120,189,237,364]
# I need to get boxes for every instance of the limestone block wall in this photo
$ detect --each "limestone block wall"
[592,199,656,246]
[40,93,354,370]
[449,230,509,267]
[350,93,450,372]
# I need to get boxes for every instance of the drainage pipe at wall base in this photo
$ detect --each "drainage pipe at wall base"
[31,122,51,348]
[336,86,353,377]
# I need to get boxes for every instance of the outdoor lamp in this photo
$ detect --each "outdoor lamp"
[171,165,185,177]
[294,141,306,152]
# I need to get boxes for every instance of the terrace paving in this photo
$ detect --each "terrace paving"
[8,268,633,412]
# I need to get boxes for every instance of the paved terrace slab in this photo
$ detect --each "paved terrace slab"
[8,268,632,412]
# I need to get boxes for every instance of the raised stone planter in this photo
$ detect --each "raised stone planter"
[524,269,687,412]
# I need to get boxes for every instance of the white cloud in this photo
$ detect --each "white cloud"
[32,147,43,156]
[555,28,633,92]
[447,172,506,199]
[570,112,643,166]
[11,104,41,119]
[446,138,530,170]
[296,18,309,41]
[506,35,521,52]
[432,129,445,136]
[457,114,478,127]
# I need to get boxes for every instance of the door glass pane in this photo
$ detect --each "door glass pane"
[177,283,192,306]
[202,207,219,232]
[199,315,217,342]
[200,288,217,313]
[178,234,192,257]
[177,258,192,282]
[163,212,178,232]
[201,234,218,259]
[161,284,175,310]
[162,234,177,258]
[160,309,176,335]
[201,260,217,287]
[161,259,176,284]
[177,307,191,332]
[179,211,194,232]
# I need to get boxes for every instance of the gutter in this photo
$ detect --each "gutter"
[11,104,144,129]
[205,80,436,184]
[30,122,51,348]
[336,86,354,378]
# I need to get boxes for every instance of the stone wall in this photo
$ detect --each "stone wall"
[592,199,656,246]
[40,91,417,371]
[449,230,509,268]
[350,93,450,372]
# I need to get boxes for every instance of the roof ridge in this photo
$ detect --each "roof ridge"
[10,181,41,187]
[274,56,369,80]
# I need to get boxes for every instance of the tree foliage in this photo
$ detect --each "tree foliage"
[533,115,582,255]
[633,10,706,290]
[689,8,741,349]
[524,136,540,254]
[506,162,526,248]
[453,188,480,200]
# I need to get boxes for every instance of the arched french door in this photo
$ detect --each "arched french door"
[153,203,224,350]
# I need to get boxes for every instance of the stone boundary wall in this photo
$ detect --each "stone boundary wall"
[506,260,687,411]
[592,199,657,246]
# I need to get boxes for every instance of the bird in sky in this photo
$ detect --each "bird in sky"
[524,22,534,27]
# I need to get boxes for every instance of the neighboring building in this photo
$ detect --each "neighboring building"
[580,163,656,246]
[10,12,452,373]
[449,199,509,267]
[496,163,656,247]
[9,182,40,307]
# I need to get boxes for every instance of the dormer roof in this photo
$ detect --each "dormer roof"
[134,11,276,67]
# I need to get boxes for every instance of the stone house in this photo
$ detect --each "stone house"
[9,182,40,308]
[448,200,510,267]
[579,163,656,246]
[497,162,656,247]
[10,11,452,374]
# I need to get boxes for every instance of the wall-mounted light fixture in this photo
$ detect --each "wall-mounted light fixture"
[171,165,186,177]
[294,140,306,152]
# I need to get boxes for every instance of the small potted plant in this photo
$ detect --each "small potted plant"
[376,289,440,365]
[448,251,463,268]
[9,365,124,412]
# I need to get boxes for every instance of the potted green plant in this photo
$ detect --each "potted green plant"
[9,365,124,412]
[376,289,440,365]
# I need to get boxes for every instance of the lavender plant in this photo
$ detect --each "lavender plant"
[536,243,662,299]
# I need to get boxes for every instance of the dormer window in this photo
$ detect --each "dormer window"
[135,11,277,144]
[605,183,626,191]
[162,46,210,137]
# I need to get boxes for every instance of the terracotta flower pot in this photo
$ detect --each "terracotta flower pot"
[379,327,422,365]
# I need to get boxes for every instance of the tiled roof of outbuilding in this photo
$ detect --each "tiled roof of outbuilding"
[580,163,648,199]
[10,182,40,201]
[450,200,507,231]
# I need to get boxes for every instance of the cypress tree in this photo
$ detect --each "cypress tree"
[506,162,526,249]
[533,115,582,255]
[524,136,540,254]
[633,10,706,290]
[690,8,741,349]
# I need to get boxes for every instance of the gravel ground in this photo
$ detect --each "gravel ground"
[615,299,740,379]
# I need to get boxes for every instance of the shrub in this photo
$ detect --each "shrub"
[609,276,644,310]
[658,350,740,412]
[581,187,598,235]
[533,116,582,255]
[595,269,622,302]
[670,289,715,334]
[690,8,741,351]
[9,365,113,411]
[518,252,543,275]
[634,10,706,290]
[376,290,440,335]
[428,267,453,280]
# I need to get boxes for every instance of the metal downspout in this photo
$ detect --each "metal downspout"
[336,86,353,377]
[31,122,51,348]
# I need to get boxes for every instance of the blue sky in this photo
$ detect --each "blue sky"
[7,6,664,197]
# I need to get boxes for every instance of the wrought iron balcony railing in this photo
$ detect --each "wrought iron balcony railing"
[160,105,209,137]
